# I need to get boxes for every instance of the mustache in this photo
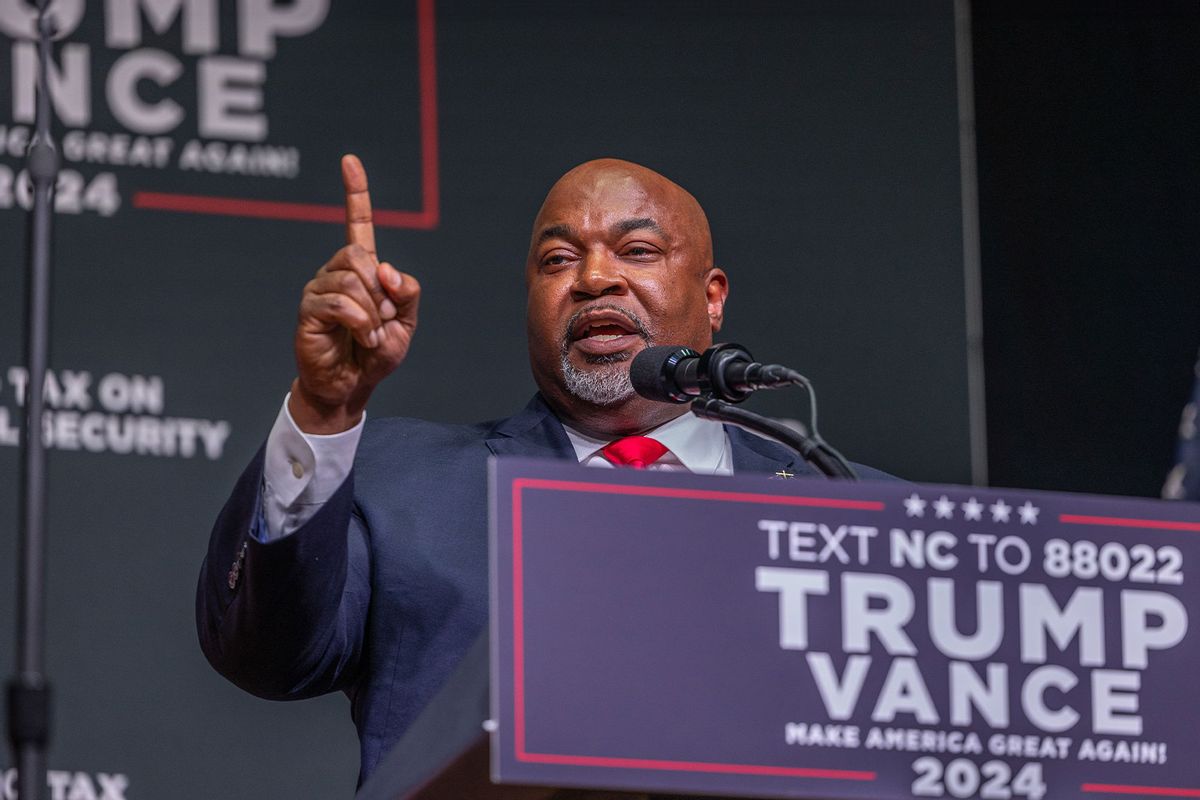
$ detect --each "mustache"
[559,304,652,352]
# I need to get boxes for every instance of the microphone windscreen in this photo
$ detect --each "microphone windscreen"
[630,345,696,403]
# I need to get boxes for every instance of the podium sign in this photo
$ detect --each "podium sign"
[489,457,1200,799]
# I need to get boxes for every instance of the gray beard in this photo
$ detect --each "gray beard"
[558,303,651,407]
[560,352,636,407]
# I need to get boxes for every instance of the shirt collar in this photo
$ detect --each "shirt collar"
[561,412,728,474]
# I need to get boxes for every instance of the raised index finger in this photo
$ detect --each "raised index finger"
[341,154,377,258]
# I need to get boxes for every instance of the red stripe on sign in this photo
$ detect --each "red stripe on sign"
[133,0,439,230]
[1082,784,1200,796]
[511,482,526,757]
[1060,514,1200,532]
[520,751,876,781]
[513,477,886,511]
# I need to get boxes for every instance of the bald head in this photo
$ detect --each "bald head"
[530,159,713,273]
[524,158,729,437]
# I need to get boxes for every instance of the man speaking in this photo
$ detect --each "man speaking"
[196,155,885,783]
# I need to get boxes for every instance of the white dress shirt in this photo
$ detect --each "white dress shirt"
[260,394,733,540]
[560,411,733,475]
[261,396,366,539]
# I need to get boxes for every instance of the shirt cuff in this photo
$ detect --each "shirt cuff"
[259,393,364,540]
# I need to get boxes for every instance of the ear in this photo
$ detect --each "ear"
[704,268,729,332]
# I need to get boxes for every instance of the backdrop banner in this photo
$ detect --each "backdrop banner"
[491,458,1200,800]
[1,1,967,796]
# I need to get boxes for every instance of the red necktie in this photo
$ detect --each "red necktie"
[602,436,668,469]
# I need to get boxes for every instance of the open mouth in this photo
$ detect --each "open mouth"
[567,308,646,357]
[577,321,635,341]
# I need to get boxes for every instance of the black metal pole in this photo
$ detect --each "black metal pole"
[689,397,858,479]
[7,4,59,799]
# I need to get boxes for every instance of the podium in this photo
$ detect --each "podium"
[355,631,531,800]
[358,457,1200,800]
[357,630,660,800]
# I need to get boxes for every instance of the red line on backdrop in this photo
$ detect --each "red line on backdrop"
[129,194,432,227]
[132,0,439,230]
[507,478,880,782]
[1060,514,1200,532]
[1082,784,1200,796]
[416,0,439,226]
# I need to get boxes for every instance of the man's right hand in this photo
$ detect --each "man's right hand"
[288,155,421,433]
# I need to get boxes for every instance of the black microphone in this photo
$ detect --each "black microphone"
[630,343,803,404]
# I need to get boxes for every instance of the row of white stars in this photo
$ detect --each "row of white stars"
[903,493,1040,525]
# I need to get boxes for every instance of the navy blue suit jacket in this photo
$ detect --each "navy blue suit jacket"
[196,394,889,783]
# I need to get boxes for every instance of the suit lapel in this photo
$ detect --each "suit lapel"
[484,394,575,460]
[727,425,817,478]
